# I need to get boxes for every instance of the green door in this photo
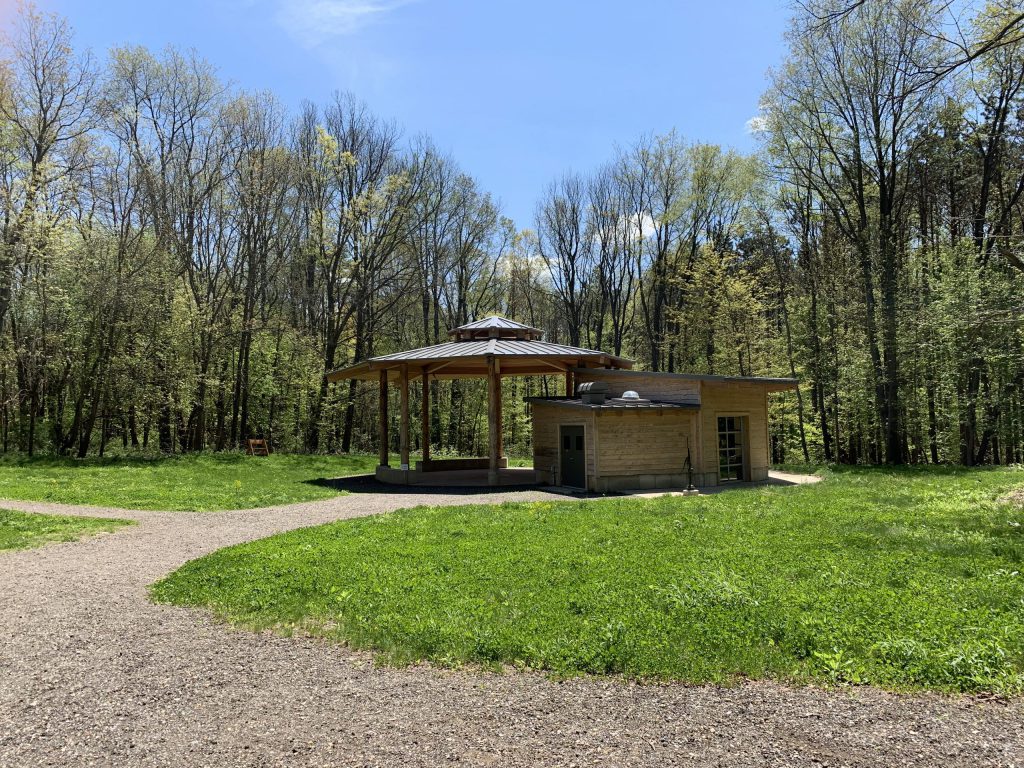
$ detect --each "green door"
[560,425,586,488]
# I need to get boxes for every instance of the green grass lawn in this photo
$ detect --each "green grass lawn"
[0,452,379,511]
[152,466,1024,694]
[0,509,133,551]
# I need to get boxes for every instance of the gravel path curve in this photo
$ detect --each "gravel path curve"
[1,484,1021,767]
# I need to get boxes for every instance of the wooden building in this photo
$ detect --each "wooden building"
[528,368,795,491]
[327,316,795,489]
[326,317,631,486]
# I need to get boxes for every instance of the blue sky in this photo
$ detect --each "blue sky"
[31,0,789,228]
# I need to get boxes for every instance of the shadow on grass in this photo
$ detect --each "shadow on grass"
[308,467,827,499]
[306,475,542,496]
[303,474,626,499]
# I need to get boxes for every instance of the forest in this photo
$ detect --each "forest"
[1,0,1022,465]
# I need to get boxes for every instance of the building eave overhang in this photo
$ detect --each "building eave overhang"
[572,367,798,393]
[524,396,700,412]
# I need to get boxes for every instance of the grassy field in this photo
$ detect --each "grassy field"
[0,509,133,551]
[0,452,379,511]
[153,466,1024,694]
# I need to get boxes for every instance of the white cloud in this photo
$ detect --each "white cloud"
[275,0,415,47]
[590,210,658,247]
[745,115,768,135]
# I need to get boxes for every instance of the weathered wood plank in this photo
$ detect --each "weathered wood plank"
[488,356,499,484]
[378,370,389,468]
[421,367,430,463]
[399,364,410,470]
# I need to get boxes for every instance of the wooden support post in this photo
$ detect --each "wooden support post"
[378,370,389,468]
[495,371,503,460]
[399,364,410,471]
[565,369,574,397]
[487,355,499,485]
[421,367,430,465]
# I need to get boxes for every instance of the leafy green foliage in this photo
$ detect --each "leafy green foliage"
[153,467,1024,693]
[0,452,378,511]
[0,509,132,551]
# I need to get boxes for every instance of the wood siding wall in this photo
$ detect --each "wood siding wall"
[536,373,774,488]
[595,411,695,475]
[531,403,697,491]
[531,405,596,487]
[699,381,770,483]
[575,370,699,403]
[575,370,774,486]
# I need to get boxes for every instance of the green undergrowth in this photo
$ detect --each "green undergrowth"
[152,466,1024,694]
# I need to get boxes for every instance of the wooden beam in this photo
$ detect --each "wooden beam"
[421,367,431,464]
[399,363,410,470]
[487,355,499,485]
[533,359,569,373]
[378,369,389,468]
[425,359,458,375]
[565,369,574,397]
[495,360,503,461]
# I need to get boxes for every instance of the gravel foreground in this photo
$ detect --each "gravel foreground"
[1,482,1022,767]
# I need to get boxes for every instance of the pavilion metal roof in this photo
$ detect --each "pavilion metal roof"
[452,316,542,333]
[447,315,545,341]
[327,336,633,382]
[373,338,616,361]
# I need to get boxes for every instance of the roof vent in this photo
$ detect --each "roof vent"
[608,389,652,406]
[577,380,610,404]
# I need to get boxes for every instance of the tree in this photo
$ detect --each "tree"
[765,0,949,463]
[535,173,594,347]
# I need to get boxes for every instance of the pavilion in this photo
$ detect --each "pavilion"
[326,316,632,485]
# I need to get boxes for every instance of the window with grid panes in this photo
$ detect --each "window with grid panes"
[717,416,745,481]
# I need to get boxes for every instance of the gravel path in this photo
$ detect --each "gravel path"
[1,483,1021,767]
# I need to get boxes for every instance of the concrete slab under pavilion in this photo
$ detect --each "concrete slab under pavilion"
[326,316,632,486]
